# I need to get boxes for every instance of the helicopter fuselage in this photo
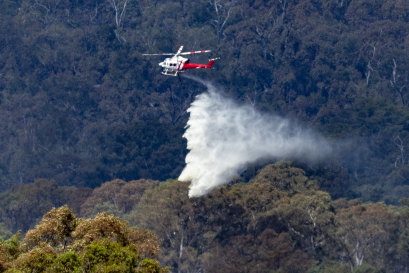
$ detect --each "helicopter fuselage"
[143,46,217,76]
[158,56,216,76]
[159,56,188,73]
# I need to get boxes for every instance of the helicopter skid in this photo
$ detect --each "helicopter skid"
[161,69,182,76]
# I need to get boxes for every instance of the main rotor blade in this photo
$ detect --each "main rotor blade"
[142,53,175,56]
[179,50,211,55]
[175,46,184,56]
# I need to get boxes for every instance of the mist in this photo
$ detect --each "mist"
[178,76,333,197]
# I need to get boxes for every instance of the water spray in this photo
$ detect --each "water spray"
[179,76,332,197]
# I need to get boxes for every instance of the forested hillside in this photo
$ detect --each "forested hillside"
[1,0,409,272]
[0,0,409,200]
[0,206,169,272]
[2,163,409,272]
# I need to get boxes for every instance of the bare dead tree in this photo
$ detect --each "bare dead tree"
[108,0,129,28]
[278,0,288,22]
[167,87,198,126]
[89,4,99,24]
[255,11,276,59]
[107,0,131,42]
[394,134,406,168]
[209,0,238,44]
[390,59,407,105]
[365,44,376,86]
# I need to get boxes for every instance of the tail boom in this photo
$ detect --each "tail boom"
[182,58,220,70]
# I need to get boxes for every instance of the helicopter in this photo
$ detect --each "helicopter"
[142,46,219,76]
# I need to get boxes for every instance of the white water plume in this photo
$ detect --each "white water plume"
[179,76,332,197]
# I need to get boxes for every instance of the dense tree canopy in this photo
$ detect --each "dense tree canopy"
[0,0,408,203]
[0,206,168,272]
[0,162,408,272]
[1,0,409,272]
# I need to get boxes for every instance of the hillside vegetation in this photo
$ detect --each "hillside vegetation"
[1,0,409,272]
[0,206,168,272]
[0,0,408,200]
[1,162,409,272]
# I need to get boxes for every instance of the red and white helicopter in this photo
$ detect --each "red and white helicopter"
[142,46,219,76]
